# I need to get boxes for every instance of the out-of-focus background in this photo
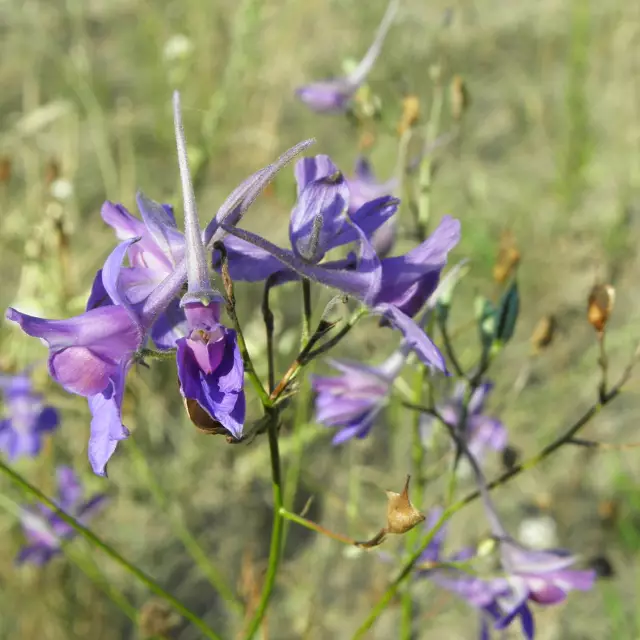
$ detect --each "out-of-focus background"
[1,0,639,638]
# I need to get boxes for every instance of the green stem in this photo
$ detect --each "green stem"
[243,410,283,639]
[301,278,312,348]
[400,365,427,639]
[0,459,222,640]
[279,508,356,546]
[128,438,242,612]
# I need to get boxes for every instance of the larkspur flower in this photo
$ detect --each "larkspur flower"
[443,439,597,638]
[17,466,106,566]
[347,156,397,216]
[421,381,507,462]
[311,350,405,444]
[172,91,245,439]
[416,507,517,639]
[7,240,144,476]
[295,0,399,113]
[219,154,398,285]
[221,203,459,371]
[0,372,59,460]
[6,93,313,474]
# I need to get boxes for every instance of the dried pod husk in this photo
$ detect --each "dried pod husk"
[493,230,520,284]
[587,283,615,334]
[385,475,425,535]
[183,397,238,442]
[139,598,181,639]
[531,315,556,353]
[397,95,420,135]
[450,75,470,121]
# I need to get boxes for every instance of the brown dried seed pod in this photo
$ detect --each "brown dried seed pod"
[587,283,615,333]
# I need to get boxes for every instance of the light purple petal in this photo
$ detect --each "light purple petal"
[57,467,82,510]
[87,365,130,476]
[372,304,447,372]
[294,155,340,195]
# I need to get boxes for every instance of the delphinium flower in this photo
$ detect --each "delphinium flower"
[421,381,508,463]
[296,0,399,113]
[0,372,59,460]
[7,241,145,475]
[6,91,313,475]
[311,350,406,444]
[416,507,517,639]
[420,435,596,638]
[17,466,106,565]
[219,153,460,371]
[172,91,245,439]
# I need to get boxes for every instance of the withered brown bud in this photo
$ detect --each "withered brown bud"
[397,95,420,135]
[0,156,11,184]
[183,397,237,442]
[587,283,615,334]
[530,315,556,353]
[493,230,520,284]
[139,598,180,638]
[355,476,425,549]
[450,75,470,121]
[385,475,425,534]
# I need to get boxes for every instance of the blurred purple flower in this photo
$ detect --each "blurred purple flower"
[17,466,107,566]
[295,0,399,113]
[7,240,144,476]
[0,373,59,460]
[173,91,245,439]
[311,349,406,444]
[416,507,518,638]
[422,381,507,462]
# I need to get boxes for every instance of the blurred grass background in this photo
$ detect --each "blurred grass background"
[1,0,640,638]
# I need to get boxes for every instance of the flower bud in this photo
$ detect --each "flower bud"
[397,95,420,135]
[493,230,520,284]
[530,314,556,353]
[587,283,615,334]
[450,75,470,121]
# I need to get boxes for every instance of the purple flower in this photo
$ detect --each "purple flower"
[295,0,399,113]
[219,157,457,371]
[7,240,144,476]
[172,91,245,439]
[17,466,107,566]
[311,350,406,444]
[0,373,59,460]
[220,154,398,284]
[422,381,507,462]
[416,508,516,638]
[452,443,596,638]
[176,302,245,439]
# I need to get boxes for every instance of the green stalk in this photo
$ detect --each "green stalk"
[128,438,242,612]
[0,459,222,640]
[242,410,283,639]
